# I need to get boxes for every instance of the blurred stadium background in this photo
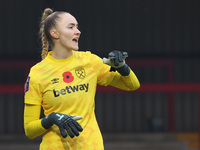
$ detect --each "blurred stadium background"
[0,0,200,149]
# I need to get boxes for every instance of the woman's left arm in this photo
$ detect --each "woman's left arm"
[108,69,140,91]
[102,51,140,91]
[90,51,140,91]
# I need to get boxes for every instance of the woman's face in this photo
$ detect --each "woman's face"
[52,13,81,51]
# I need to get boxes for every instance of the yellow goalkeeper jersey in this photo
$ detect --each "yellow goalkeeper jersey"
[24,50,140,150]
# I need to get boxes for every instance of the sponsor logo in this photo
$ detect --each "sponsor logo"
[53,83,89,97]
[75,68,86,79]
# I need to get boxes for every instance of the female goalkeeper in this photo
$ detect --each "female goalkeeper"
[24,8,140,150]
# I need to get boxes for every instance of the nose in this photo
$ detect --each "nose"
[75,28,81,35]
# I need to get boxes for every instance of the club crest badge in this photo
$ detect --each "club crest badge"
[75,68,86,79]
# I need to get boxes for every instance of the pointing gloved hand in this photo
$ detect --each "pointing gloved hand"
[103,50,130,76]
[41,112,83,138]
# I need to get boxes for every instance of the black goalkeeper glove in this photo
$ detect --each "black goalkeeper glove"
[41,112,83,138]
[103,50,130,76]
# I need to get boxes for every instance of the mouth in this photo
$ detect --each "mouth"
[72,38,78,43]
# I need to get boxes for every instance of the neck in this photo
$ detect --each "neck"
[51,45,73,60]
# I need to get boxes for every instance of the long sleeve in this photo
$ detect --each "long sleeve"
[24,104,47,139]
[89,52,140,91]
[108,68,140,91]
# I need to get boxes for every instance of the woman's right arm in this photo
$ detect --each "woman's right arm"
[24,104,47,139]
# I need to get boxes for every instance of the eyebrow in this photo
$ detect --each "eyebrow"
[69,23,79,27]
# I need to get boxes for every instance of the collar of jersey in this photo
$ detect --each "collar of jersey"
[45,51,74,65]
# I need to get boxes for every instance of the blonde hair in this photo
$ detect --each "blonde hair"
[39,8,66,59]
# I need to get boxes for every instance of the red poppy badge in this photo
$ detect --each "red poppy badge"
[62,71,74,83]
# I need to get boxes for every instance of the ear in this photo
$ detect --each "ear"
[50,29,59,39]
